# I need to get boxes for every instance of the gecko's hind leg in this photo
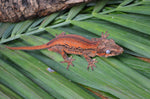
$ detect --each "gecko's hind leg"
[48,46,75,70]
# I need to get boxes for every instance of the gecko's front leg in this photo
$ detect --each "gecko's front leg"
[83,54,97,70]
[48,46,75,69]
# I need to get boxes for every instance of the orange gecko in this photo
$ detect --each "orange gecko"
[6,32,123,70]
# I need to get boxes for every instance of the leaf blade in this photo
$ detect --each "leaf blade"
[93,13,150,35]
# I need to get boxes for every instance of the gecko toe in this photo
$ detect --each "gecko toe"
[60,56,75,70]
[87,59,97,70]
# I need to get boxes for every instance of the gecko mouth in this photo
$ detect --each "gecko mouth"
[119,48,124,54]
[115,48,124,55]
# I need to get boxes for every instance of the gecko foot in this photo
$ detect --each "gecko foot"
[87,59,97,70]
[60,56,75,70]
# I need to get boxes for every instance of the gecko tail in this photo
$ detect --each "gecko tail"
[6,44,49,50]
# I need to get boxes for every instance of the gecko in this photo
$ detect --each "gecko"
[6,32,123,70]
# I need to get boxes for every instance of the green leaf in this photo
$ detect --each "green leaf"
[1,24,15,40]
[0,84,23,99]
[0,46,95,99]
[0,23,12,38]
[66,4,85,20]
[40,12,59,28]
[28,18,45,31]
[0,59,53,99]
[92,0,109,13]
[142,0,150,4]
[11,20,34,37]
[116,6,150,15]
[118,0,134,7]
[118,54,150,78]
[93,13,150,35]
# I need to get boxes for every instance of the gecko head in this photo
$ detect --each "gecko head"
[97,38,124,57]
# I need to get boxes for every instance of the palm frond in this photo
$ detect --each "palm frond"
[0,0,150,98]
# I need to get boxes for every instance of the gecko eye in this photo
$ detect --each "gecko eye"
[106,50,111,54]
